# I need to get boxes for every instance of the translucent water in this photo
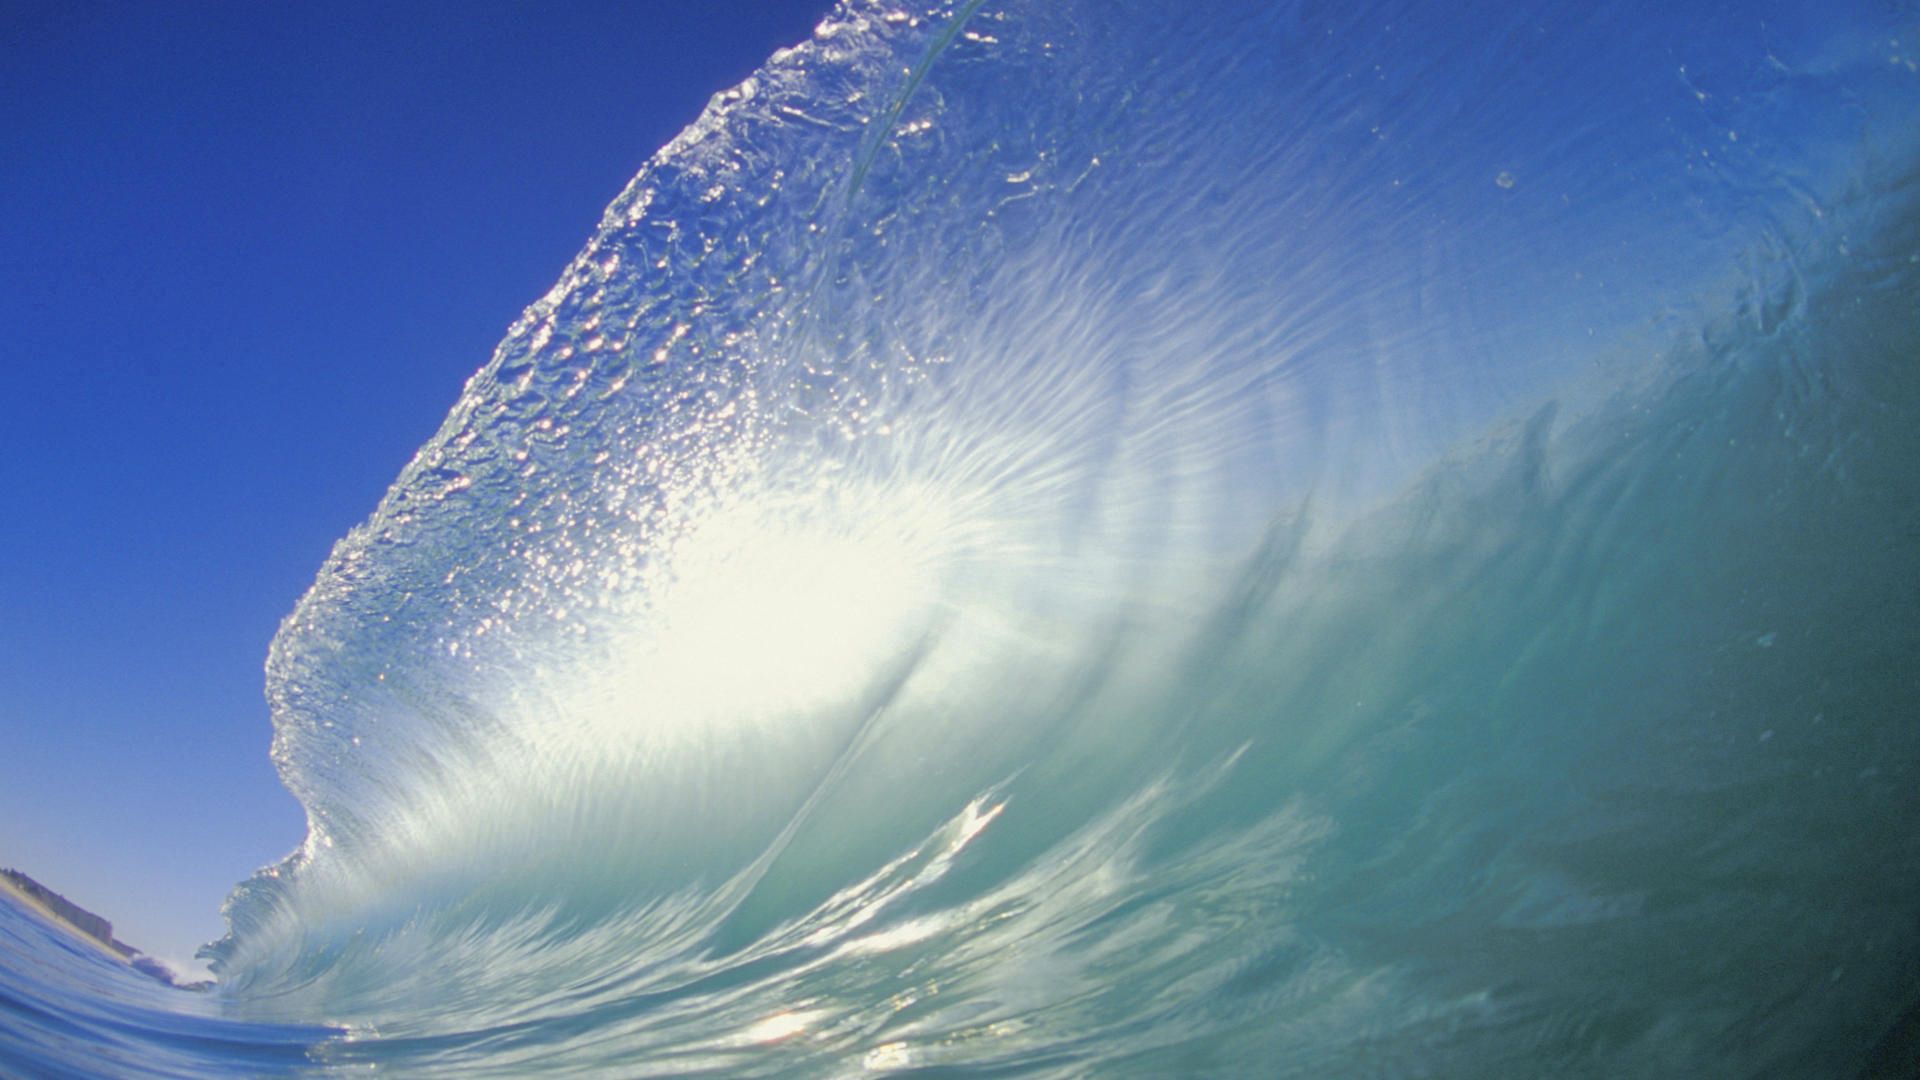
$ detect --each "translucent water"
[6,0,1919,1075]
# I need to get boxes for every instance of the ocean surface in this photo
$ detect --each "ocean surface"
[6,0,1920,1075]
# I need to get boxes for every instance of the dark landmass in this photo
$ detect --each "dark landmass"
[0,867,137,957]
[0,867,209,990]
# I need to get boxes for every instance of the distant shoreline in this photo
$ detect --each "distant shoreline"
[0,868,205,989]
[0,870,136,961]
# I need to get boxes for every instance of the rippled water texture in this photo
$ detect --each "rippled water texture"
[6,0,1920,1075]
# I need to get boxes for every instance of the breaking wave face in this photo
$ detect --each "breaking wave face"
[199,0,1920,1074]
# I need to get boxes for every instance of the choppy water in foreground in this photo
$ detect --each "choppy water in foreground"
[6,0,1920,1075]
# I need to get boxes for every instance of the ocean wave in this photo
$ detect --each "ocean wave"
[178,0,1920,1074]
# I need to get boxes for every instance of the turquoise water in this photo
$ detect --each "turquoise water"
[7,0,1920,1075]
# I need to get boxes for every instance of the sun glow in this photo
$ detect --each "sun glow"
[578,485,957,744]
[652,507,933,713]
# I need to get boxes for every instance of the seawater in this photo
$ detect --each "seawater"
[5,0,1919,1076]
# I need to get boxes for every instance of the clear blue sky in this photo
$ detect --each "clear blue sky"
[0,0,828,973]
